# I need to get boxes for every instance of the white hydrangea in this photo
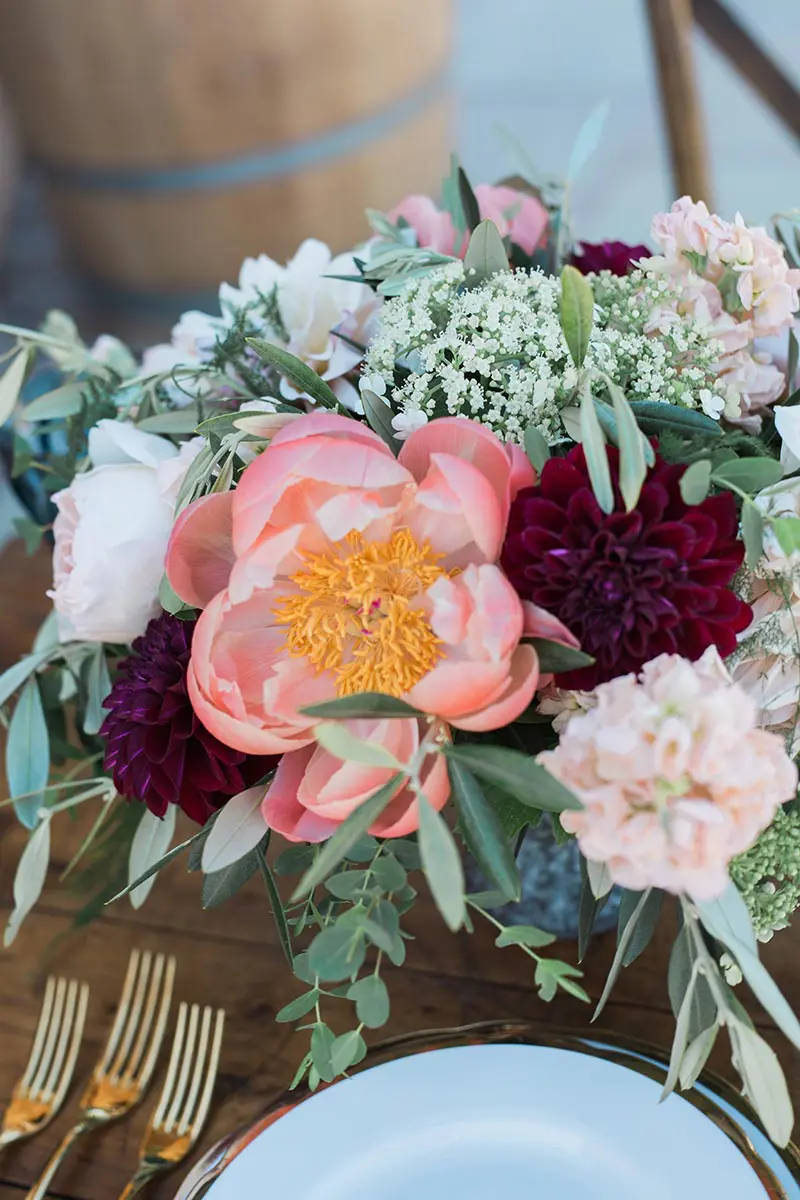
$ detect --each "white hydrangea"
[365,263,728,443]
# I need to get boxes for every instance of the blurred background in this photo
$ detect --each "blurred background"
[0,0,796,542]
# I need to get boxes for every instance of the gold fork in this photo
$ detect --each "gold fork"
[0,976,89,1151]
[116,1003,226,1199]
[25,949,176,1200]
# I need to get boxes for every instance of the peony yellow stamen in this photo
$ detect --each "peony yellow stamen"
[274,528,452,696]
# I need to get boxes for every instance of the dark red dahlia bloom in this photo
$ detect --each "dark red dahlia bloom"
[502,445,752,689]
[571,240,650,276]
[100,613,277,824]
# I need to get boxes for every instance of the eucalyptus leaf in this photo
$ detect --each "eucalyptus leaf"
[617,888,663,967]
[202,845,260,909]
[628,402,722,438]
[770,516,800,557]
[313,722,402,769]
[580,383,614,514]
[201,785,268,874]
[331,1030,367,1075]
[567,100,610,181]
[4,817,50,947]
[742,501,766,567]
[6,677,50,829]
[593,889,653,1020]
[711,456,783,493]
[361,387,400,452]
[83,648,112,736]
[275,990,319,1024]
[483,785,536,842]
[292,776,402,898]
[667,925,718,1044]
[302,693,422,720]
[495,925,556,948]
[135,406,203,434]
[347,975,390,1028]
[607,380,646,510]
[523,426,550,473]
[247,338,339,409]
[526,638,594,674]
[729,1021,794,1146]
[418,793,465,931]
[661,963,698,1100]
[108,824,209,902]
[586,858,613,900]
[679,459,712,505]
[462,220,509,289]
[0,350,31,427]
[0,650,49,709]
[444,744,582,813]
[787,328,798,392]
[128,805,176,909]
[311,1023,336,1082]
[679,1024,718,1091]
[307,922,366,982]
[560,265,594,369]
[449,759,520,902]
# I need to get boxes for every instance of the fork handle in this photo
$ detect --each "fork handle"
[24,1120,91,1200]
[116,1167,159,1200]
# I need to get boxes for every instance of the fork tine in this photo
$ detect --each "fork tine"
[175,1007,212,1136]
[184,1009,225,1142]
[152,1002,188,1129]
[48,982,89,1113]
[164,1004,199,1131]
[40,979,77,1100]
[99,948,141,1074]
[135,954,176,1091]
[121,952,164,1083]
[28,978,66,1097]
[108,950,152,1081]
[19,976,56,1092]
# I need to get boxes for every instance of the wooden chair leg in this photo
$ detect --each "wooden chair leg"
[644,0,713,206]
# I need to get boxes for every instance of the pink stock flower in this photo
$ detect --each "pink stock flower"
[167,413,574,839]
[541,648,797,900]
[388,185,548,259]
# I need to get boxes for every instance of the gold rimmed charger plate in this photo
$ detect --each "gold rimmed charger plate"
[174,1022,800,1199]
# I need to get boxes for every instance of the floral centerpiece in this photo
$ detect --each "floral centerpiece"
[3,146,800,1144]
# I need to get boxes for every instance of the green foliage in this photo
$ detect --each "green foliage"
[731,805,800,939]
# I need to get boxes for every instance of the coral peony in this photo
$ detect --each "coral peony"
[541,648,798,899]
[388,184,548,259]
[502,443,752,688]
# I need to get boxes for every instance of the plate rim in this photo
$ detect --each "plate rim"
[175,1022,799,1199]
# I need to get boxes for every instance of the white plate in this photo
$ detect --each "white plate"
[205,1043,770,1199]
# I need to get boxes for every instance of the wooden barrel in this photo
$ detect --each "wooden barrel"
[0,0,451,294]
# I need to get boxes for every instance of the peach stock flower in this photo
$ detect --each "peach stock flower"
[167,413,575,839]
[541,648,797,899]
[388,184,548,258]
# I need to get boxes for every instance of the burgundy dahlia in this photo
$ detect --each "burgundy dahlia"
[502,445,752,690]
[571,240,650,276]
[100,613,277,824]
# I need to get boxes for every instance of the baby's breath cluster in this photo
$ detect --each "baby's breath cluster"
[366,263,728,442]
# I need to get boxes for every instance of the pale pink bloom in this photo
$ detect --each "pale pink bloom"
[262,717,450,842]
[541,648,797,900]
[388,185,548,259]
[730,578,800,743]
[536,685,596,733]
[51,422,203,644]
[753,476,800,576]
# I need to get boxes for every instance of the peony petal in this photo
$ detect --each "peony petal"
[407,658,511,721]
[522,600,581,648]
[507,443,537,500]
[399,417,515,529]
[369,745,451,837]
[167,491,235,609]
[262,748,340,842]
[408,452,505,564]
[188,663,312,755]
[449,643,539,732]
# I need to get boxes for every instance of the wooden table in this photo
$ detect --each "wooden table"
[1,539,799,1200]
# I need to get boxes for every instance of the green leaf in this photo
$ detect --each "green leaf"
[729,1020,794,1146]
[313,721,402,768]
[311,1023,336,1082]
[457,166,481,232]
[24,380,90,422]
[274,843,316,876]
[462,220,510,289]
[580,383,613,514]
[6,677,50,828]
[617,888,663,967]
[483,784,536,842]
[292,776,402,899]
[83,648,112,736]
[628,401,722,438]
[247,338,339,409]
[495,925,556,948]
[567,100,610,181]
[679,1024,718,1091]
[449,759,520,902]
[135,406,204,435]
[679,459,712,505]
[523,426,550,473]
[711,456,783,493]
[593,889,654,1020]
[0,350,30,426]
[108,825,210,903]
[361,387,400,452]
[347,975,390,1028]
[307,922,366,982]
[0,651,50,709]
[4,817,51,947]
[444,744,582,813]
[607,381,647,511]
[586,858,613,899]
[201,846,260,909]
[417,793,465,931]
[256,843,293,967]
[289,1052,313,1091]
[127,805,176,909]
[526,638,594,674]
[275,990,319,1024]
[325,869,372,900]
[661,962,698,1100]
[578,860,602,962]
[371,855,407,893]
[770,516,800,556]
[12,517,45,556]
[741,501,765,567]
[358,915,395,954]
[301,693,422,720]
[331,1030,367,1075]
[560,265,594,369]
[787,328,798,392]
[201,785,270,874]
[667,925,718,1044]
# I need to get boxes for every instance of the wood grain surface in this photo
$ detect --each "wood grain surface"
[1,539,798,1199]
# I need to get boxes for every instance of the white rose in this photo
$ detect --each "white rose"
[753,476,800,575]
[50,421,203,644]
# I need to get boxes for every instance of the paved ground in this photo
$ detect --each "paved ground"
[0,0,797,546]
